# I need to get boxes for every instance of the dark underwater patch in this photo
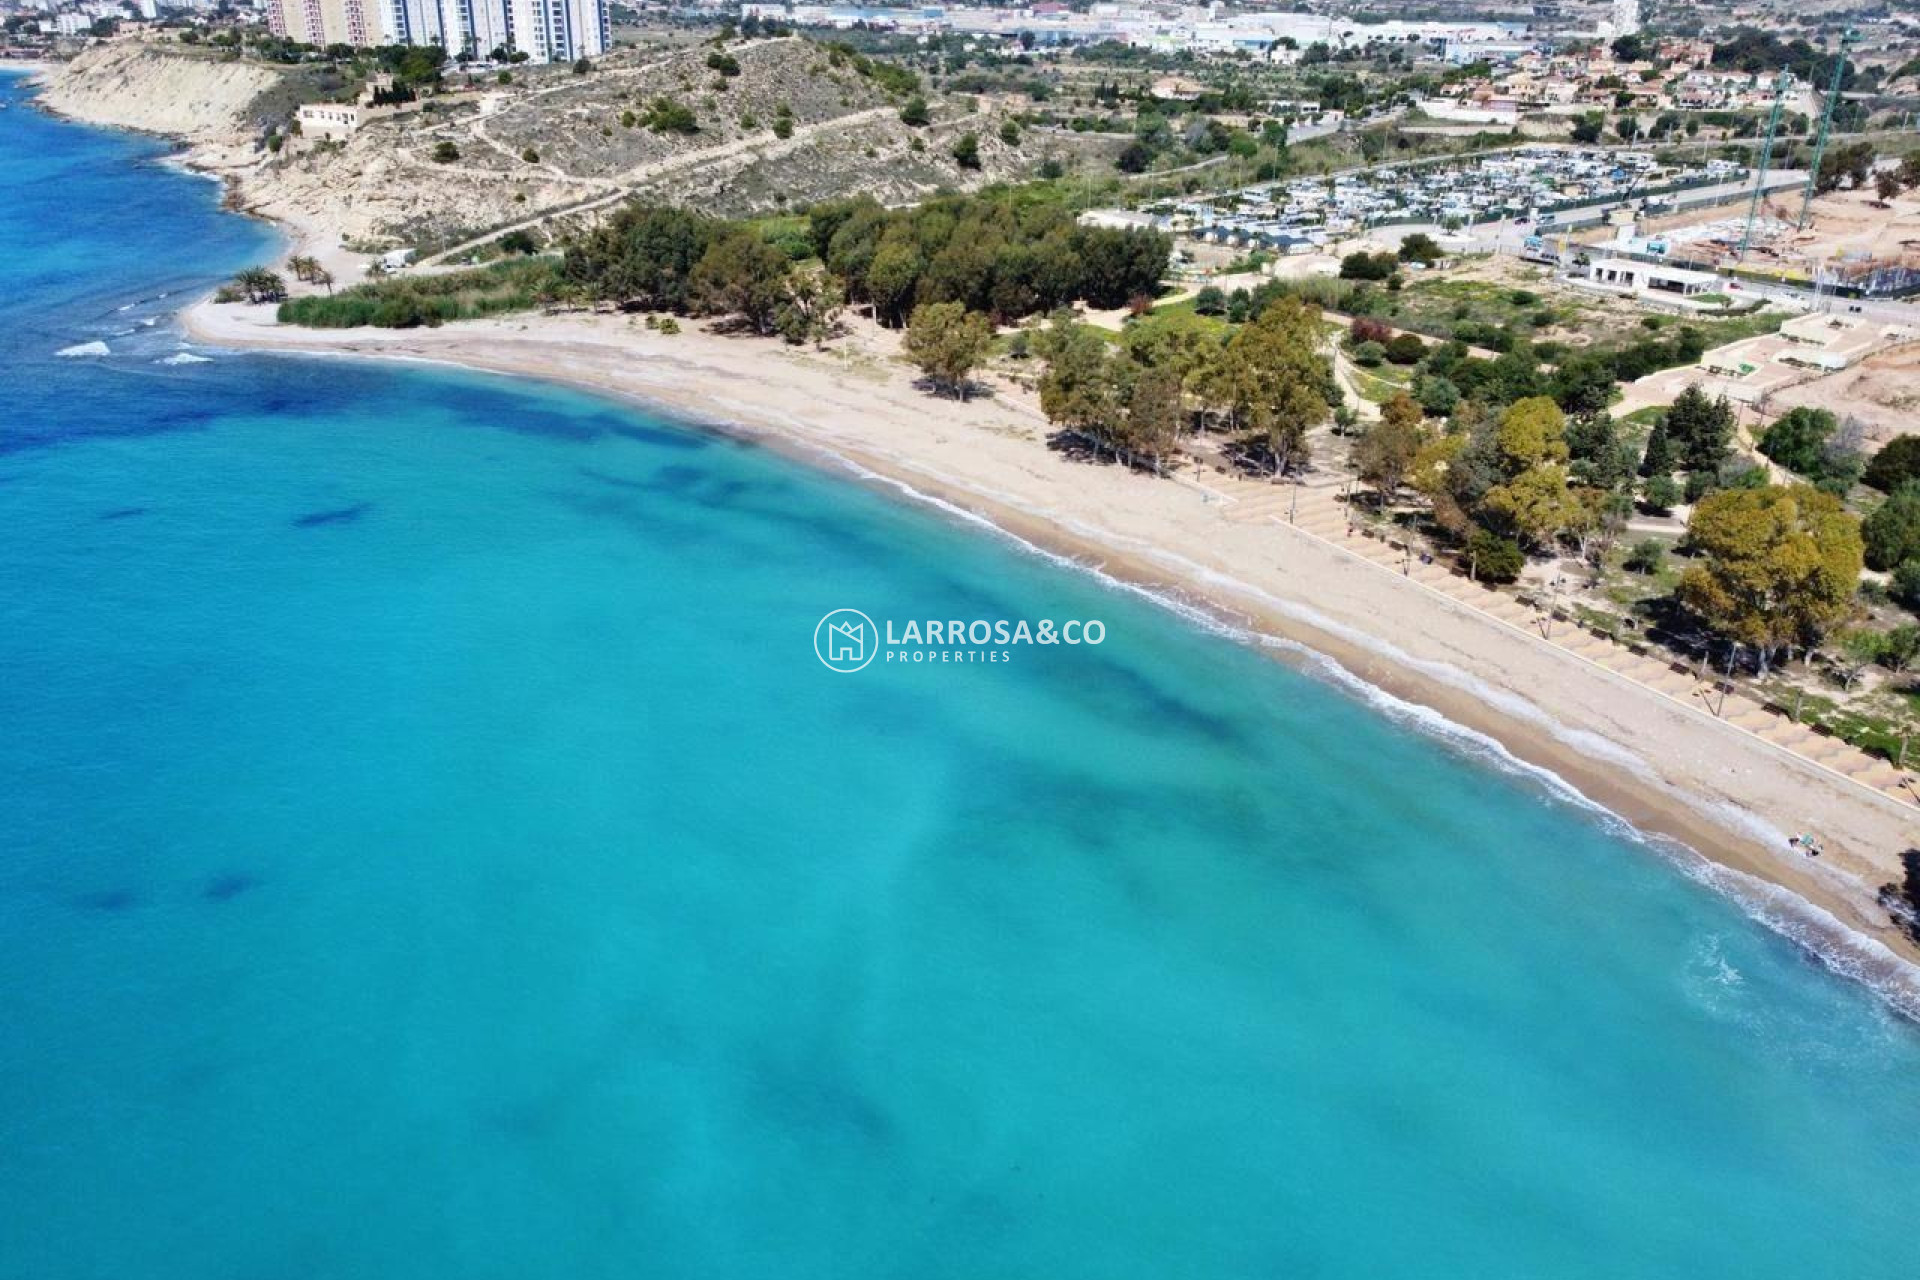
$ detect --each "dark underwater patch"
[202,872,258,903]
[292,502,370,528]
[99,506,148,520]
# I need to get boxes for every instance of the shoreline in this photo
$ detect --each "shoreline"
[29,57,1918,1004]
[178,298,1920,1007]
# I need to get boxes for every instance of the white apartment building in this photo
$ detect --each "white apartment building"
[270,0,606,63]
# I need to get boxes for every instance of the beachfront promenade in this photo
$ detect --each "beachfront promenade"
[1196,464,1920,813]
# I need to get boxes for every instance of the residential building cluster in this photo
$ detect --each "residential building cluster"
[266,0,608,62]
[735,3,1528,60]
[1423,36,1800,125]
[5,0,207,35]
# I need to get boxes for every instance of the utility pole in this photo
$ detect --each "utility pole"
[1798,27,1859,231]
[1738,70,1793,261]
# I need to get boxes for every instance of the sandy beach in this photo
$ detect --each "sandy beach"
[178,295,1920,997]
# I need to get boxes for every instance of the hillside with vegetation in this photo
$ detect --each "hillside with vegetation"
[239,35,1115,258]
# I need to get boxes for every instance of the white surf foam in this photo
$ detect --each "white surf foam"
[159,351,212,365]
[56,340,109,358]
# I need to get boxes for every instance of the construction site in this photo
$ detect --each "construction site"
[1577,29,1920,300]
[1609,183,1920,298]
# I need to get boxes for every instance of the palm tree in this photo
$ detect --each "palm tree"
[312,266,334,295]
[286,254,320,283]
[232,267,288,304]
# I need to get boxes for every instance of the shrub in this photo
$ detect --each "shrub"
[1384,333,1426,365]
[643,97,699,134]
[521,147,539,163]
[1349,316,1392,346]
[900,96,930,127]
[1624,539,1666,574]
[1339,250,1398,281]
[1352,340,1386,367]
[431,140,460,163]
[1642,473,1681,512]
[277,258,561,329]
[706,51,740,76]
[1892,560,1920,612]
[951,132,981,170]
[1466,529,1525,582]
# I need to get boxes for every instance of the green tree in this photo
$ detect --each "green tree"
[1481,462,1584,549]
[1639,415,1676,477]
[865,233,924,328]
[1037,315,1125,441]
[1642,472,1681,513]
[900,96,930,127]
[431,140,460,163]
[688,229,792,335]
[1465,528,1525,582]
[562,203,716,311]
[999,119,1021,146]
[1493,396,1569,478]
[1863,435,1920,493]
[1201,297,1329,477]
[1758,406,1837,477]
[1661,384,1736,473]
[903,302,994,399]
[1676,484,1864,670]
[233,268,287,303]
[1413,374,1459,419]
[774,271,844,348]
[1895,560,1920,612]
[1122,363,1184,472]
[951,132,981,170]
[1550,350,1618,419]
[1834,629,1886,689]
[1567,412,1634,492]
[1396,232,1442,265]
[1862,482,1920,572]
[1354,393,1423,505]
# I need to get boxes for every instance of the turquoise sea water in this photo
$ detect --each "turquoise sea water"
[2,71,1918,1278]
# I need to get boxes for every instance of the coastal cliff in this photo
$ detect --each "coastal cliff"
[38,43,283,142]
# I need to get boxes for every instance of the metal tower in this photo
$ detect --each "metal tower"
[1738,71,1793,261]
[1799,28,1859,230]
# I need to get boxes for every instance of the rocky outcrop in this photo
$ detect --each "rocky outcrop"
[38,42,282,142]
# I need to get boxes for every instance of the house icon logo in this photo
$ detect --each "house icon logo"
[814,609,878,672]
